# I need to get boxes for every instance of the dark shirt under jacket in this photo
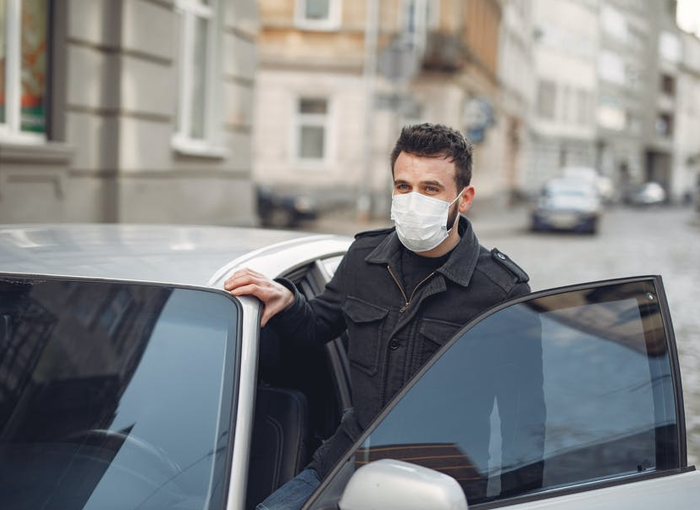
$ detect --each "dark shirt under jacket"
[270,216,534,479]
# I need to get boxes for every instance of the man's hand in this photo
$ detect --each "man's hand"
[224,268,295,327]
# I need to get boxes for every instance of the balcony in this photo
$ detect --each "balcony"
[422,32,465,72]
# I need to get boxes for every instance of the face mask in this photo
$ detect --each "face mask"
[390,191,462,252]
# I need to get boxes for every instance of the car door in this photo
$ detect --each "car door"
[0,274,244,510]
[304,276,700,510]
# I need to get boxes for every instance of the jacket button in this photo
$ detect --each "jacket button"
[389,340,400,350]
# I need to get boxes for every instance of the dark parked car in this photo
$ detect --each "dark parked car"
[257,186,317,228]
[531,178,602,234]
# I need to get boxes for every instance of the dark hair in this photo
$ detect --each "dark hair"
[390,123,473,189]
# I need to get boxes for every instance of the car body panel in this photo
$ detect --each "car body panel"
[496,470,700,510]
[0,224,351,286]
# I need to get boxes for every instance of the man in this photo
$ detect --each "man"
[225,123,534,510]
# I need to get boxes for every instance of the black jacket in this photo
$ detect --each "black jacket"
[270,217,532,477]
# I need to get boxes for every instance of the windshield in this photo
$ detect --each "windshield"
[0,276,240,510]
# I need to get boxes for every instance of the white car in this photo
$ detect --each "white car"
[0,224,698,510]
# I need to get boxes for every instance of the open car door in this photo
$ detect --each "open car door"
[306,276,700,510]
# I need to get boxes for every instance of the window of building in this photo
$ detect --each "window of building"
[601,5,627,41]
[295,97,330,163]
[172,0,222,155]
[536,80,556,120]
[327,279,679,507]
[399,0,439,53]
[661,74,676,97]
[598,95,626,131]
[656,112,674,137]
[658,31,681,63]
[599,50,626,85]
[295,0,341,31]
[0,0,48,143]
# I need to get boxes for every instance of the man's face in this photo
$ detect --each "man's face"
[392,151,475,216]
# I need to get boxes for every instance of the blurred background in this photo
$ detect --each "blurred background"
[1,0,699,463]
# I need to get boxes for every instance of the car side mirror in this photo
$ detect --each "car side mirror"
[338,459,468,510]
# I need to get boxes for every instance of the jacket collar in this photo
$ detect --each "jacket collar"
[364,216,480,288]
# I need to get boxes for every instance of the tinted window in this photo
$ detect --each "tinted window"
[0,277,240,510]
[348,280,678,505]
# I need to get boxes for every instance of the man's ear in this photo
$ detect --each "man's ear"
[459,186,476,213]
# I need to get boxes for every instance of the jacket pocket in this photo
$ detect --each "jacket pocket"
[342,296,389,376]
[418,318,463,367]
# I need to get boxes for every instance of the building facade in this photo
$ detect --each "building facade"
[254,0,515,218]
[0,0,258,225]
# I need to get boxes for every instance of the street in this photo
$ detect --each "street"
[305,204,700,466]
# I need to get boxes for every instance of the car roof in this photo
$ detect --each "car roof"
[546,178,597,192]
[0,224,351,288]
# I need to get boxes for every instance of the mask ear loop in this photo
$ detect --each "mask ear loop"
[446,188,466,233]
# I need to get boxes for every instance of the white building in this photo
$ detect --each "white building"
[674,31,700,201]
[596,0,651,194]
[527,0,600,195]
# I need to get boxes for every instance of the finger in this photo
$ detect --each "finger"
[225,273,263,291]
[229,283,263,297]
[224,269,266,289]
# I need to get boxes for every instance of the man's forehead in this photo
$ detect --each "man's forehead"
[394,153,457,182]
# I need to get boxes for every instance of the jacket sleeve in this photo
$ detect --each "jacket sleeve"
[266,248,351,350]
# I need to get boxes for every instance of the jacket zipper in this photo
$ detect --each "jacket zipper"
[387,265,436,313]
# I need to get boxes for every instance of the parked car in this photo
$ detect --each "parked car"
[1,224,698,510]
[257,185,318,228]
[627,182,667,206]
[531,178,602,234]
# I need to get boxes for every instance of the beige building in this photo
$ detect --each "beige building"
[0,0,258,225]
[254,0,518,218]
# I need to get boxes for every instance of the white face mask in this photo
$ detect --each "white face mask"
[390,190,462,252]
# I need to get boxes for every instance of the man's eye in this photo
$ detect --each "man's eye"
[426,186,439,193]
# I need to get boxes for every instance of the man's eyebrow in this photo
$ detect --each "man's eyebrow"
[420,180,445,188]
[393,179,446,188]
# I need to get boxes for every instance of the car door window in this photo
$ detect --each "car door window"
[0,276,240,510]
[308,278,681,508]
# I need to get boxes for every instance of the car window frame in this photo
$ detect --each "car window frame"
[302,275,690,510]
[0,271,246,510]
